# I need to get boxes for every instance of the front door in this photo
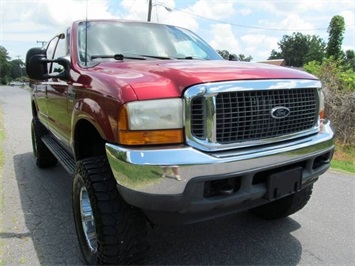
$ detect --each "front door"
[45,29,72,147]
[46,78,71,145]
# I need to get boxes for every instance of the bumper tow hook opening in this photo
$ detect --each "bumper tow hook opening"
[204,178,237,198]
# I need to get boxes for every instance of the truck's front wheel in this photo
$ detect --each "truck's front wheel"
[250,185,313,219]
[72,156,149,265]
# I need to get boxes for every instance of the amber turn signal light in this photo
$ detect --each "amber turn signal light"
[118,129,184,145]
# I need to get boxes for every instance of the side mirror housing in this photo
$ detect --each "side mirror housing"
[26,47,70,80]
[26,47,47,80]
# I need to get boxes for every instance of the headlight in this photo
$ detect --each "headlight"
[118,99,184,145]
[127,99,183,130]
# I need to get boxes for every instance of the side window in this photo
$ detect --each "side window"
[46,37,59,73]
[52,36,66,73]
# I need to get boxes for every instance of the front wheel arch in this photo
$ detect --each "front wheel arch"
[73,119,107,161]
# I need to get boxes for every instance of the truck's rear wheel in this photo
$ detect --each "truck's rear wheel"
[72,156,149,265]
[31,118,57,168]
[250,185,313,219]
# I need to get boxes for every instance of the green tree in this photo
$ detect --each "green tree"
[269,32,325,67]
[268,49,283,60]
[217,49,253,61]
[0,46,11,84]
[10,59,25,80]
[344,49,355,70]
[217,49,231,60]
[326,15,345,59]
[237,54,253,62]
[304,35,327,63]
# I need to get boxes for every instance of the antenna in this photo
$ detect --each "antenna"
[85,0,88,66]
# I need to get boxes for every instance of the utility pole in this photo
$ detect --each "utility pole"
[17,55,23,77]
[147,0,152,22]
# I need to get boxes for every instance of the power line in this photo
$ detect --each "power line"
[158,4,355,32]
[127,0,137,14]
[36,40,47,47]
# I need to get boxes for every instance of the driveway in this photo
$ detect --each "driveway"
[0,85,354,265]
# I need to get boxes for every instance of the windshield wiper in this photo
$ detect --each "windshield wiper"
[91,54,146,60]
[139,54,173,60]
[175,56,207,60]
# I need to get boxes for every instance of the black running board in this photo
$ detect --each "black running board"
[42,135,76,175]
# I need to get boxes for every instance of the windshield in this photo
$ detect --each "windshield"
[77,21,222,65]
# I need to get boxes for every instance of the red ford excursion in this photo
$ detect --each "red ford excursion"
[26,19,334,264]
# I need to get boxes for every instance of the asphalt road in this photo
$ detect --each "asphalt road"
[0,85,354,265]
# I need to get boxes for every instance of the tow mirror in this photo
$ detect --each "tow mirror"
[26,47,70,80]
[26,47,47,80]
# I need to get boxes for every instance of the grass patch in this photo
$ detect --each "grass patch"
[331,142,355,174]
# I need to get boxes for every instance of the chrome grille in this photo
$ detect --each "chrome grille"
[191,97,205,138]
[186,79,321,151]
[214,89,318,143]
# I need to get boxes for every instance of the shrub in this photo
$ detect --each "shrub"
[304,58,355,145]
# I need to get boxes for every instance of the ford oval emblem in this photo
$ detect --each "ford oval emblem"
[271,106,290,119]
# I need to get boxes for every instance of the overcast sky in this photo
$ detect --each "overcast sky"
[0,0,354,62]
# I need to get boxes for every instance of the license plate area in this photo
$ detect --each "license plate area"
[265,167,302,200]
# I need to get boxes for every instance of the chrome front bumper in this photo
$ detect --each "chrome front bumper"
[106,121,334,224]
[106,120,334,196]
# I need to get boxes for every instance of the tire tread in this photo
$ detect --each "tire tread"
[31,118,57,168]
[74,156,148,265]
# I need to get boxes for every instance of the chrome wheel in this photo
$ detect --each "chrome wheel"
[80,187,97,251]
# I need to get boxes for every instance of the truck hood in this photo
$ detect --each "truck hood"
[89,60,317,100]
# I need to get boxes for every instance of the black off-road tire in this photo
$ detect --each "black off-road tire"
[250,185,313,220]
[72,156,149,265]
[31,117,57,168]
